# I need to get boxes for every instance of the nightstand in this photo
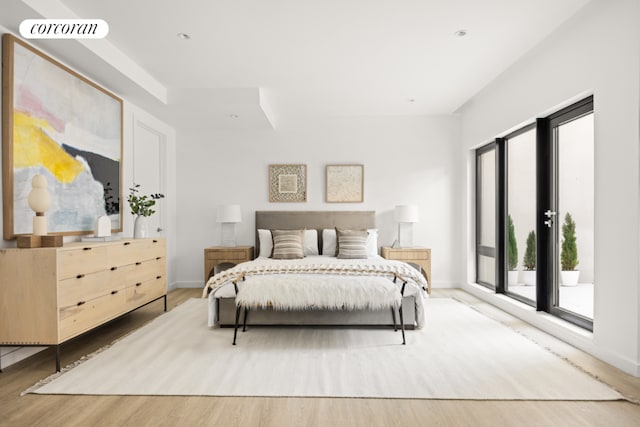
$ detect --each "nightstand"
[381,247,431,294]
[204,246,254,283]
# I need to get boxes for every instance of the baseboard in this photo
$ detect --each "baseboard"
[173,281,204,289]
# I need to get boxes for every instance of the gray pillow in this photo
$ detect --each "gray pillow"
[271,229,305,259]
[336,228,369,259]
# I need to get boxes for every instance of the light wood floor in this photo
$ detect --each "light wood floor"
[1,288,640,427]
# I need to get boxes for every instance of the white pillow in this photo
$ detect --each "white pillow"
[304,229,319,256]
[366,228,379,257]
[257,229,273,258]
[322,228,337,256]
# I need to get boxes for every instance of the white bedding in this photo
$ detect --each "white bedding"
[205,255,427,328]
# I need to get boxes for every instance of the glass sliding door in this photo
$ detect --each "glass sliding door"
[505,126,537,305]
[476,143,496,288]
[475,96,594,330]
[548,99,594,328]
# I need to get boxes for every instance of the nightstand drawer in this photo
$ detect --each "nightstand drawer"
[383,249,429,260]
[207,250,247,260]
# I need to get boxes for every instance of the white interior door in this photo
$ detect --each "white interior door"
[133,119,166,237]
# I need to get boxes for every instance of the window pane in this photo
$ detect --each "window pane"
[478,254,496,286]
[506,128,536,303]
[557,113,594,319]
[479,151,495,247]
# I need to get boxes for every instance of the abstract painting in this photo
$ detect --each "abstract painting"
[268,164,306,202]
[326,164,364,203]
[2,34,123,239]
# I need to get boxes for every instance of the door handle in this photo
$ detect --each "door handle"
[544,210,557,218]
[544,219,553,228]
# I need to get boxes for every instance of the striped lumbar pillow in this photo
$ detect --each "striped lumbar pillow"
[336,228,369,259]
[271,229,305,259]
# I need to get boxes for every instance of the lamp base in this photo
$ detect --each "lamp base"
[397,223,414,248]
[221,223,237,247]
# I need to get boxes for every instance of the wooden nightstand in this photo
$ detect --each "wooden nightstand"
[381,247,431,294]
[204,246,254,283]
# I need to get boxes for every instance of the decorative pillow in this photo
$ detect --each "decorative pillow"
[366,228,379,257]
[257,229,273,258]
[271,229,305,259]
[336,228,369,259]
[303,229,319,256]
[322,228,337,256]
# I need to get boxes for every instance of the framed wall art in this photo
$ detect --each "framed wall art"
[326,164,364,203]
[2,34,123,239]
[269,164,307,202]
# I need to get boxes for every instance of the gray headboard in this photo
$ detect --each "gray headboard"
[255,210,376,252]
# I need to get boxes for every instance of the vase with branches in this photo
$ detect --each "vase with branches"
[127,184,164,238]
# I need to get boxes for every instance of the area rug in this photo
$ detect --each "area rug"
[28,298,622,400]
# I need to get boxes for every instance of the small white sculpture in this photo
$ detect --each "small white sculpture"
[94,215,112,237]
[28,174,51,236]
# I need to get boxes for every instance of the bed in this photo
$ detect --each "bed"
[203,211,428,333]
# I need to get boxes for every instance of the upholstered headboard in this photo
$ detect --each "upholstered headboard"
[255,210,376,252]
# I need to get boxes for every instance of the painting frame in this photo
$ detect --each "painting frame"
[325,164,364,203]
[269,164,307,202]
[2,34,123,239]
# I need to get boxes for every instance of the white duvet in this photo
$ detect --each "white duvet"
[205,256,427,328]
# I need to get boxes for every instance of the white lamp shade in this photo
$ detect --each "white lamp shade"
[217,205,242,223]
[394,205,419,223]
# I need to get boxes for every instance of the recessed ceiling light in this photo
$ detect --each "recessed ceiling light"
[408,98,416,103]
[229,114,239,119]
[454,29,467,37]
[177,33,190,40]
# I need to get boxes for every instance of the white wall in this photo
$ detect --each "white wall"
[0,28,178,367]
[458,0,640,375]
[175,115,462,289]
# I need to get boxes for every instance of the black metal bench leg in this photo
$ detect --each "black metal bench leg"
[233,304,242,345]
[243,307,249,332]
[391,307,397,331]
[398,304,406,345]
[55,345,61,371]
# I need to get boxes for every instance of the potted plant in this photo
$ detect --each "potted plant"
[522,230,536,286]
[507,215,519,286]
[127,184,164,238]
[560,212,580,286]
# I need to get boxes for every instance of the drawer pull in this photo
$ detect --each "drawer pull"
[136,282,142,287]
[77,301,85,306]
[83,247,92,251]
[110,266,118,271]
[156,257,161,260]
[76,274,85,279]
[111,290,118,295]
[135,262,142,265]
[156,275,162,280]
[153,239,158,243]
[124,242,131,246]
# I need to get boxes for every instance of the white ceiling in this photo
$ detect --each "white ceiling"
[4,0,590,129]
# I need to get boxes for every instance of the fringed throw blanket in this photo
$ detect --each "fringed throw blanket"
[203,256,428,297]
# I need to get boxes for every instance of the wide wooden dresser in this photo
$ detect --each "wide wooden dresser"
[0,237,166,371]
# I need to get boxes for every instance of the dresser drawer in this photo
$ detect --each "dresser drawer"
[58,268,125,307]
[124,275,166,311]
[58,245,109,280]
[384,250,429,260]
[59,289,125,341]
[119,257,166,287]
[106,239,164,267]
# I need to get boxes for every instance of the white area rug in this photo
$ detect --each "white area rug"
[29,298,622,400]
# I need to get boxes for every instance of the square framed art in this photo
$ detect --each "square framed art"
[325,164,364,203]
[268,164,307,202]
